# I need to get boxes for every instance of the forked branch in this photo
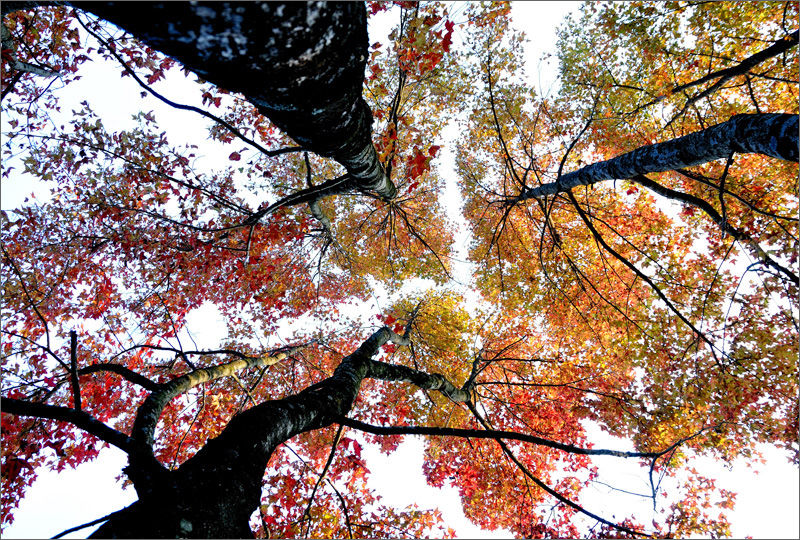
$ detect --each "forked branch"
[131,344,305,449]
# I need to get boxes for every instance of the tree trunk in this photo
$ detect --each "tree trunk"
[0,328,466,537]
[90,329,390,538]
[70,1,395,198]
[520,113,798,199]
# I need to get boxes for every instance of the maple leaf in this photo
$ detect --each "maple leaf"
[442,21,455,52]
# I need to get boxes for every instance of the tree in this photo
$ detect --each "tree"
[1,1,797,538]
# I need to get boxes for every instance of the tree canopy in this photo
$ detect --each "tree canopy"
[1,1,797,538]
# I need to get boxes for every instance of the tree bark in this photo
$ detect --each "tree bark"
[76,325,479,537]
[520,113,798,199]
[86,328,399,538]
[69,1,395,198]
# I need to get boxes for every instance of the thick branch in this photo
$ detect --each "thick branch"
[520,113,798,199]
[1,23,59,77]
[366,360,472,402]
[131,346,300,449]
[141,328,396,536]
[1,397,134,453]
[86,330,394,536]
[69,330,82,411]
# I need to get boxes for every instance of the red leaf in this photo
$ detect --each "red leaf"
[229,152,241,161]
[368,1,390,15]
[146,70,162,85]
[442,20,455,52]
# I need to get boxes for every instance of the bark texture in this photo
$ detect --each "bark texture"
[87,328,405,538]
[367,359,472,401]
[131,348,295,450]
[522,113,798,199]
[69,1,395,198]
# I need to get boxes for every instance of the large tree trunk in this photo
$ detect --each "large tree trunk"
[91,329,391,538]
[70,1,395,198]
[0,326,467,537]
[520,113,798,199]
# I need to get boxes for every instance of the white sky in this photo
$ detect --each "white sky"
[2,2,798,539]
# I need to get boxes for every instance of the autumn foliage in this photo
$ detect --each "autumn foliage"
[1,1,798,538]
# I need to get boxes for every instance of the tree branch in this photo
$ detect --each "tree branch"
[630,173,799,285]
[78,363,159,392]
[336,416,663,459]
[465,403,652,537]
[69,330,82,411]
[52,506,132,539]
[675,31,798,96]
[1,397,135,453]
[301,424,344,536]
[131,344,304,449]
[240,174,356,228]
[520,113,798,199]
[566,191,725,363]
[366,360,472,402]
[663,30,799,125]
[1,246,67,370]
[636,30,799,120]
